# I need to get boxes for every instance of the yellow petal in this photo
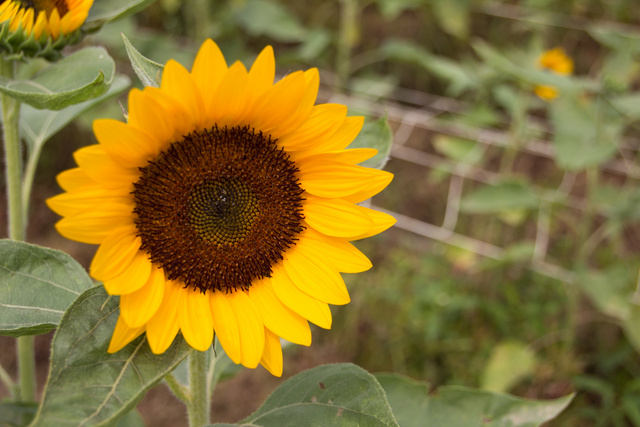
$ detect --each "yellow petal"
[226,291,265,369]
[90,225,141,281]
[210,291,241,364]
[303,196,373,238]
[127,89,174,151]
[278,104,346,151]
[247,71,306,134]
[178,288,214,351]
[270,264,332,329]
[260,328,283,377]
[147,280,181,354]
[271,68,320,140]
[298,161,392,199]
[55,203,134,244]
[209,61,249,127]
[108,314,146,353]
[246,45,275,105]
[144,87,193,141]
[120,267,165,328]
[48,8,60,40]
[298,228,372,273]
[46,185,131,218]
[191,39,228,119]
[248,278,311,346]
[283,249,350,305]
[73,145,139,190]
[323,115,366,152]
[161,60,206,129]
[350,208,396,240]
[94,119,160,167]
[102,251,152,295]
[56,168,92,192]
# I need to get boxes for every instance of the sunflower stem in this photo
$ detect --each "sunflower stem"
[337,0,358,91]
[1,57,36,403]
[187,350,210,426]
[165,372,191,403]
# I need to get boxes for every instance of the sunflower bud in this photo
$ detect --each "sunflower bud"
[0,0,93,61]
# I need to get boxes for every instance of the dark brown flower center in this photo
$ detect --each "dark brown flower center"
[133,125,304,293]
[14,0,68,16]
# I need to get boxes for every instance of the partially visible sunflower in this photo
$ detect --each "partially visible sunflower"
[534,47,574,101]
[47,39,395,376]
[0,0,93,59]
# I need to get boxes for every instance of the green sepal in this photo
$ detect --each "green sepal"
[0,21,83,62]
[122,33,163,87]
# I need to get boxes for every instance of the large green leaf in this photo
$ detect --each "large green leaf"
[376,373,574,427]
[122,33,164,88]
[0,401,37,427]
[0,47,115,110]
[460,181,539,214]
[431,0,471,39]
[579,265,634,321]
[234,0,307,42]
[20,75,130,153]
[381,39,475,94]
[210,364,399,427]
[348,116,393,169]
[86,0,156,27]
[550,93,620,170]
[30,286,191,427]
[480,341,536,393]
[0,241,94,337]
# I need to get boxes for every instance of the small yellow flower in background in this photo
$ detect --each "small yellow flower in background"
[534,47,574,101]
[0,0,93,59]
[47,39,395,376]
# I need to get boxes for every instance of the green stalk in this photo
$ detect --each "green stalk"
[499,88,529,175]
[1,59,23,241]
[187,350,210,426]
[337,0,358,91]
[1,58,36,403]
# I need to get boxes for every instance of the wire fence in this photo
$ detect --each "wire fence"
[320,71,640,287]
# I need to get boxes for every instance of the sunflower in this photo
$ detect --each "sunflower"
[0,0,93,59]
[534,47,574,101]
[47,39,394,376]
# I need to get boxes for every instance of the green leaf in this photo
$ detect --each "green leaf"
[381,39,474,94]
[375,0,424,20]
[115,409,145,427]
[431,0,471,39]
[610,93,640,121]
[30,286,191,427]
[0,241,94,337]
[210,363,399,427]
[86,0,156,28]
[550,93,620,170]
[20,75,130,153]
[348,116,393,169]
[460,181,539,214]
[376,373,573,427]
[579,265,634,321]
[234,0,307,42]
[0,401,37,427]
[0,47,115,110]
[433,135,483,164]
[480,341,537,393]
[122,33,164,88]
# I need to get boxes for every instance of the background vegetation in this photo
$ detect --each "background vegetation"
[2,0,640,425]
